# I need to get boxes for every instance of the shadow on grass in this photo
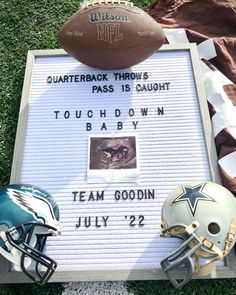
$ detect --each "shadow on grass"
[0,283,64,295]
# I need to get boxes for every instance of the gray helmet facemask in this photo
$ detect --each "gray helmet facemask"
[160,229,203,288]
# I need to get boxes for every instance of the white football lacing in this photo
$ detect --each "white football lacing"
[80,0,134,9]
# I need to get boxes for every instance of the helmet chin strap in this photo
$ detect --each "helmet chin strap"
[194,236,224,276]
[224,217,236,256]
[194,217,236,277]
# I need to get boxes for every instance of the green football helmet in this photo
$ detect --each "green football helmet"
[160,181,236,288]
[0,184,60,285]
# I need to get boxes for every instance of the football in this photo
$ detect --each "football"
[58,0,165,70]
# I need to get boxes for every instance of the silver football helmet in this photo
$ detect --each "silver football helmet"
[0,184,60,285]
[160,181,236,288]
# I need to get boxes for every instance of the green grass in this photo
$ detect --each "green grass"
[128,278,236,294]
[1,0,236,294]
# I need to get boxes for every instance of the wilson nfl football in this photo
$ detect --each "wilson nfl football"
[58,0,165,70]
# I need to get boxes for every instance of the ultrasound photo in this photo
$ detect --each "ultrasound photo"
[89,136,137,170]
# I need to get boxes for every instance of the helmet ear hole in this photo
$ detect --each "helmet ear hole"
[208,222,220,235]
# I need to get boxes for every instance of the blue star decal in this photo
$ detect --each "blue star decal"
[172,184,216,216]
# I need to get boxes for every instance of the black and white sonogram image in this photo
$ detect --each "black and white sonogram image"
[89,136,137,170]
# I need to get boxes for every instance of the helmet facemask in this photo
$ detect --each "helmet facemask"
[3,222,58,285]
[161,222,204,288]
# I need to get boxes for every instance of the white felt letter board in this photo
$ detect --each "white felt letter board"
[3,44,236,283]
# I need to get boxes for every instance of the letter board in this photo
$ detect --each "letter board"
[2,44,236,283]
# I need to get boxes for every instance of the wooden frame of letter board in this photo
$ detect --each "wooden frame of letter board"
[1,44,236,283]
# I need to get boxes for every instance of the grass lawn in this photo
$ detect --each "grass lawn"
[1,0,236,294]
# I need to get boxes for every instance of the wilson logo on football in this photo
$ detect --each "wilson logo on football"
[89,12,129,22]
[96,23,123,43]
